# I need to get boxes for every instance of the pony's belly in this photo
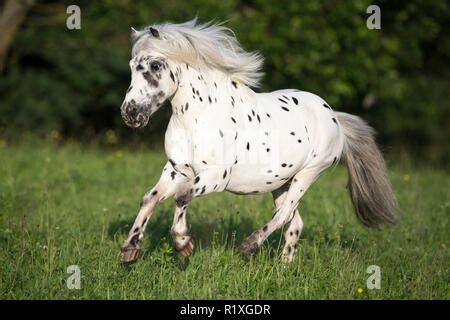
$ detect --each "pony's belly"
[225,165,296,194]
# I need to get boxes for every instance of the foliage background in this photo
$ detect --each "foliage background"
[0,0,449,165]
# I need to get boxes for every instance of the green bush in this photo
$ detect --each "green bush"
[0,0,448,165]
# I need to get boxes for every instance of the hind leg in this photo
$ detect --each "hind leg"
[282,212,303,262]
[272,185,303,262]
[239,167,318,257]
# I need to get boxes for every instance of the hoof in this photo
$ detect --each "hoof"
[120,244,141,263]
[177,237,195,257]
[239,233,261,255]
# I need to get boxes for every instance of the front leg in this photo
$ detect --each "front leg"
[120,162,188,262]
[169,165,231,256]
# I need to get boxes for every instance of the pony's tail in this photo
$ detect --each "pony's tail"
[337,112,398,228]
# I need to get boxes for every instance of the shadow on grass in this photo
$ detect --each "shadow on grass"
[107,205,360,268]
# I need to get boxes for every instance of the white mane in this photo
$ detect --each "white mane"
[131,18,264,87]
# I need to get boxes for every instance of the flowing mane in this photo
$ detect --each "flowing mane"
[131,18,264,87]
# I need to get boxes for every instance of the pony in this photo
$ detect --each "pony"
[119,19,397,263]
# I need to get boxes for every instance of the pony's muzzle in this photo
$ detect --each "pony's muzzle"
[121,100,150,128]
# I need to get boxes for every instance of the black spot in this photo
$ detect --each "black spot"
[231,81,237,88]
[332,156,337,165]
[248,115,252,122]
[170,171,176,180]
[202,160,208,165]
[208,96,212,104]
[281,163,287,167]
[168,159,176,167]
[263,225,268,232]
[266,181,272,184]
[223,170,227,179]
[200,185,206,194]
[281,106,290,112]
[297,139,302,143]
[231,117,236,123]
[126,85,133,93]
[185,102,189,111]
[266,113,271,118]
[133,227,139,233]
[288,164,293,167]
[178,212,184,221]
[170,71,175,82]
[219,129,224,138]
[278,98,288,104]
[257,115,261,123]
[136,64,144,71]
[323,103,331,109]
[266,148,270,152]
[246,142,250,150]
[292,97,298,105]
[290,132,295,136]
[194,176,200,184]
[332,117,338,124]
[151,190,158,196]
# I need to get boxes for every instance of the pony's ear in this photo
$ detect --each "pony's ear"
[149,27,160,38]
[130,27,140,42]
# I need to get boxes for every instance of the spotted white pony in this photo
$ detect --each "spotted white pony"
[119,19,397,263]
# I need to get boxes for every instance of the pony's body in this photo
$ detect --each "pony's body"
[167,69,344,195]
[119,19,397,263]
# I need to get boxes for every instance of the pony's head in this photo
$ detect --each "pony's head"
[121,27,178,128]
[120,19,264,128]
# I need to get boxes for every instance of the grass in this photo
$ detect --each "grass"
[0,142,448,299]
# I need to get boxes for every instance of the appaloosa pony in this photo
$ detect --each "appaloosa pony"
[119,19,397,263]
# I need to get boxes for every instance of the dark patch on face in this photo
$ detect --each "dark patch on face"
[151,190,158,196]
[208,96,212,103]
[247,115,252,122]
[332,117,338,124]
[266,148,270,152]
[266,113,271,118]
[292,97,298,105]
[278,98,288,104]
[246,142,250,150]
[231,81,237,88]
[281,106,290,112]
[290,132,295,136]
[142,71,158,87]
[281,163,287,167]
[257,115,261,123]
[194,176,200,184]
[231,117,236,124]
[298,139,302,143]
[136,64,144,71]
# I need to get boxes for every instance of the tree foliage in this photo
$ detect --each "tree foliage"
[0,0,448,164]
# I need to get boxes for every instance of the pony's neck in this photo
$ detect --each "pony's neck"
[169,63,253,122]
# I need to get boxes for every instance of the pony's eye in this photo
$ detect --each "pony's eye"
[150,61,161,72]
